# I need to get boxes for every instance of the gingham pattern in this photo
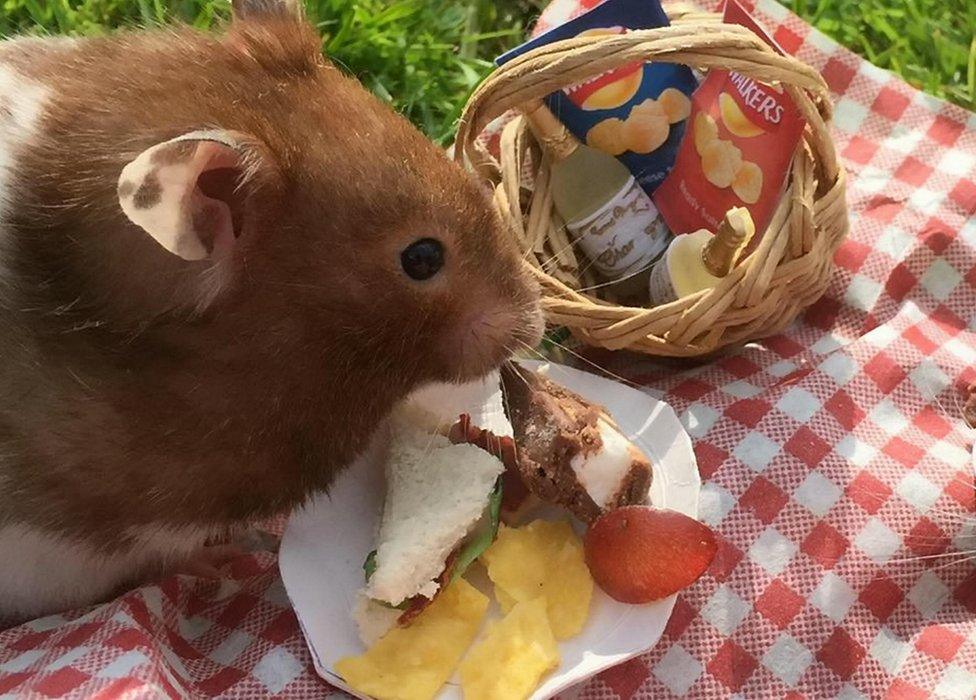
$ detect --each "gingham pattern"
[2,0,975,696]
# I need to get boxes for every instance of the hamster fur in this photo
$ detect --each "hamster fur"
[0,0,542,623]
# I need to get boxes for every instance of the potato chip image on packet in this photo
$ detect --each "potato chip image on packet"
[654,0,806,242]
[496,0,698,194]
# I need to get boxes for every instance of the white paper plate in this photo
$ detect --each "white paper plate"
[280,360,700,700]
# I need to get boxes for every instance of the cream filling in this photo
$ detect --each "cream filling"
[569,418,633,508]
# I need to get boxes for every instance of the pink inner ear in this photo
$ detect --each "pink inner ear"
[198,168,246,236]
[190,144,245,255]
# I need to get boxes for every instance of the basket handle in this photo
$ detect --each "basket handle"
[456,21,836,185]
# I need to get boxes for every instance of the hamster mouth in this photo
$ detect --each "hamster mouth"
[450,303,544,381]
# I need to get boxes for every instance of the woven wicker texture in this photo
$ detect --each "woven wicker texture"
[455,8,850,357]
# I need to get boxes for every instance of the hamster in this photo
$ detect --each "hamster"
[0,0,543,624]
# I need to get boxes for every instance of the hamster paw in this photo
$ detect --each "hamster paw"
[176,543,247,579]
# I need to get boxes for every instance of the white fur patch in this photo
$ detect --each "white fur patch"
[0,44,55,277]
[0,35,80,58]
[0,522,214,624]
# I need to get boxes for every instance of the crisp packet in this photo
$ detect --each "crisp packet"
[496,0,699,194]
[654,0,807,237]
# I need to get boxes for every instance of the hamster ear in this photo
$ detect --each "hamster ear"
[231,0,303,21]
[118,131,261,261]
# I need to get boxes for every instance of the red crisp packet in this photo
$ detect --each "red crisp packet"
[653,0,806,238]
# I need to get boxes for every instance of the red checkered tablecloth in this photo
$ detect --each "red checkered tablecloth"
[3,0,975,697]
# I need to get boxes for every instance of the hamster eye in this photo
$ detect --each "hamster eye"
[400,238,445,281]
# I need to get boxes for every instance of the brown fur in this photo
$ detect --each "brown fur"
[0,9,541,550]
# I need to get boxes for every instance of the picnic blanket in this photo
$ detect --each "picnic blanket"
[2,0,975,697]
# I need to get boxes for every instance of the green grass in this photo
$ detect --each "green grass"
[782,0,975,111]
[1,0,973,142]
[0,0,542,145]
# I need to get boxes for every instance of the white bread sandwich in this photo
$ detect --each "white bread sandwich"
[363,413,504,607]
[353,378,510,644]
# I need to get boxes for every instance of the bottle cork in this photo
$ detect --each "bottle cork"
[520,100,581,162]
[701,207,756,277]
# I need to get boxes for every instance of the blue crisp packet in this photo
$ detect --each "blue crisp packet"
[496,0,698,193]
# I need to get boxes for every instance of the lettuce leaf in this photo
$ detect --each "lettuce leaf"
[363,549,378,582]
[451,476,503,582]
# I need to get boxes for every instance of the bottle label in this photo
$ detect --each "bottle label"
[647,253,678,305]
[565,177,670,278]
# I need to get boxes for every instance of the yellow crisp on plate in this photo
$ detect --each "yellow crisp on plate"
[481,520,593,640]
[335,578,489,700]
[460,596,560,700]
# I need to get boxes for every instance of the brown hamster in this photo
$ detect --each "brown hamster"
[0,0,542,623]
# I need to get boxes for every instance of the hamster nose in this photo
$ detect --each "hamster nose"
[450,305,539,380]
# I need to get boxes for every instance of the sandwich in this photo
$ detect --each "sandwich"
[355,406,507,643]
[354,362,653,643]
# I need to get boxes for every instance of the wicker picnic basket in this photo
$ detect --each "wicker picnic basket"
[454,6,849,358]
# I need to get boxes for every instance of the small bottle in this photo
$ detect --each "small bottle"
[520,100,671,295]
[647,207,755,305]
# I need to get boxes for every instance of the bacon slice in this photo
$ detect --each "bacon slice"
[449,413,529,513]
